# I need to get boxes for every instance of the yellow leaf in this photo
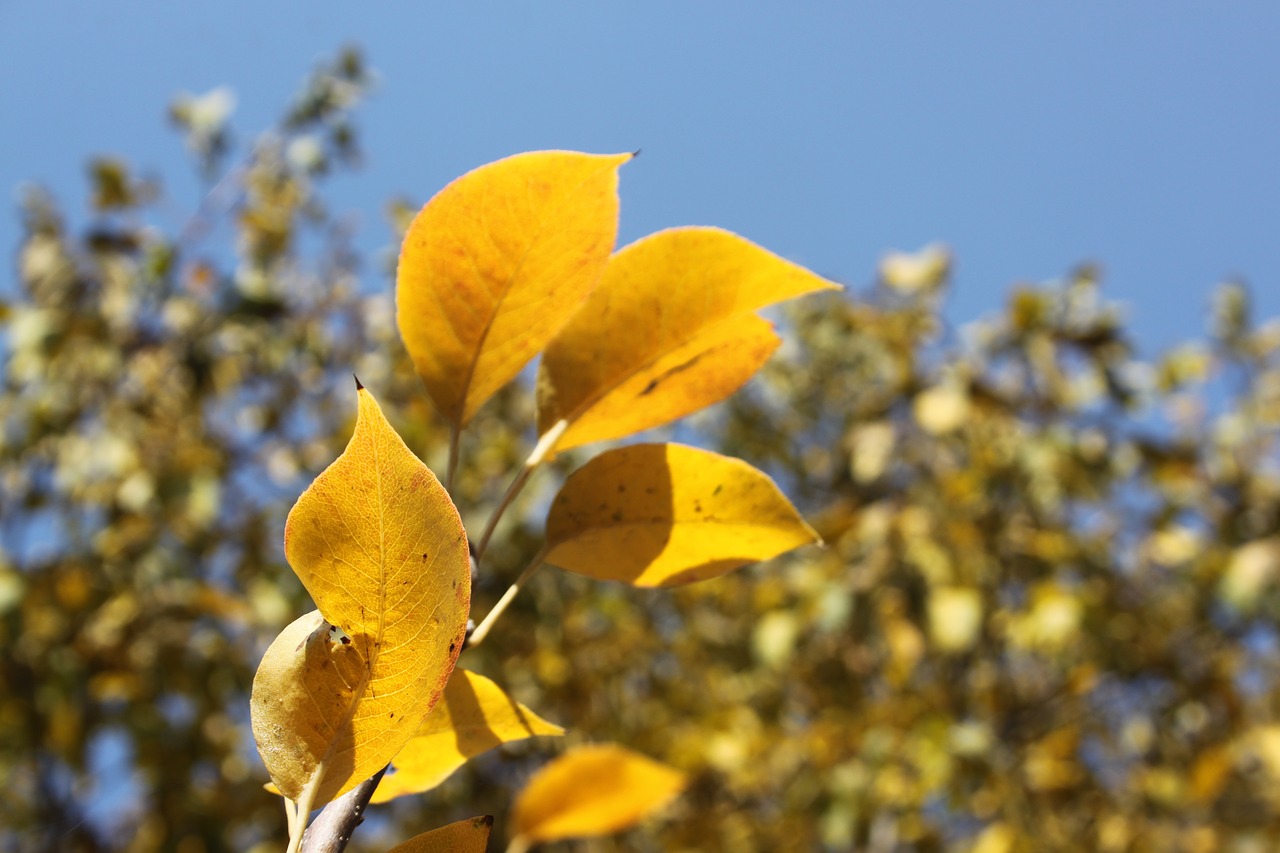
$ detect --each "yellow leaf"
[251,386,471,808]
[537,226,839,455]
[385,816,493,853]
[543,443,819,587]
[372,669,564,803]
[396,150,631,427]
[511,744,685,846]
[251,611,368,802]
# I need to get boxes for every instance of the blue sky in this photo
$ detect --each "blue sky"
[2,2,1278,352]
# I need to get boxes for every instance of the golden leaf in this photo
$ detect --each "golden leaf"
[385,816,493,853]
[372,669,564,803]
[251,386,470,808]
[542,443,819,587]
[396,150,631,427]
[511,744,685,846]
[536,226,839,455]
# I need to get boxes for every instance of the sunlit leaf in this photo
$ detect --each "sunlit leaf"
[542,443,819,587]
[397,150,631,427]
[250,385,470,808]
[537,226,839,455]
[372,669,564,803]
[511,744,685,846]
[386,816,493,853]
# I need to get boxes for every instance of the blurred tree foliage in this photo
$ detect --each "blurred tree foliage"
[4,49,1280,853]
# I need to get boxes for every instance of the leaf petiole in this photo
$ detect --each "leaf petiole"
[473,419,568,563]
[466,548,548,649]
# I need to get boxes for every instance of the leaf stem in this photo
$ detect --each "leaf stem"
[284,796,299,840]
[473,419,568,563]
[286,768,326,853]
[467,548,548,649]
[445,423,461,493]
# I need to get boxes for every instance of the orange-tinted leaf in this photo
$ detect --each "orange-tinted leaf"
[543,443,820,587]
[386,816,493,853]
[251,386,470,807]
[536,226,839,454]
[372,669,564,803]
[397,150,631,427]
[511,744,685,845]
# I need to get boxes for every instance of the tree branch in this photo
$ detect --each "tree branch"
[299,766,387,853]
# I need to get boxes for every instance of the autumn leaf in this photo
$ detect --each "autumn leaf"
[536,226,839,455]
[542,443,820,587]
[250,385,470,809]
[386,816,493,853]
[510,744,685,849]
[397,150,631,428]
[372,669,563,803]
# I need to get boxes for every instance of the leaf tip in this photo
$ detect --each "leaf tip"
[352,373,364,391]
[631,147,643,159]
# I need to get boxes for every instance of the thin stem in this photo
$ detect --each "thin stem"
[445,424,461,493]
[505,836,532,853]
[286,769,325,853]
[284,796,299,841]
[473,419,569,563]
[466,548,548,649]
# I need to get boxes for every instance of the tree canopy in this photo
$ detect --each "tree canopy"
[3,50,1280,852]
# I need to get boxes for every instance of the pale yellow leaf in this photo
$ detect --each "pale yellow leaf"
[511,744,685,845]
[251,386,471,808]
[396,150,631,427]
[543,443,820,587]
[537,226,839,455]
[372,669,564,803]
[385,816,492,853]
[251,611,368,802]
[879,243,951,293]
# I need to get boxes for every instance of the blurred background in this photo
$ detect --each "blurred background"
[3,3,1280,852]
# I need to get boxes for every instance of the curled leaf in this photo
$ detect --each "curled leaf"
[251,386,471,807]
[372,669,564,803]
[537,226,839,455]
[397,150,631,427]
[511,744,686,846]
[386,816,493,853]
[250,611,368,802]
[543,443,820,587]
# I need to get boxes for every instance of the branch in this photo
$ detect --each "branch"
[299,766,387,853]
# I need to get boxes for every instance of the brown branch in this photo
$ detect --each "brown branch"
[299,766,387,853]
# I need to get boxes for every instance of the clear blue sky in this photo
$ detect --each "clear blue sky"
[3,2,1278,351]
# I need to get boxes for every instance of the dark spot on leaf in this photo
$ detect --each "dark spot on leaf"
[422,552,428,560]
[449,642,456,653]
[713,484,723,496]
[340,636,350,645]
